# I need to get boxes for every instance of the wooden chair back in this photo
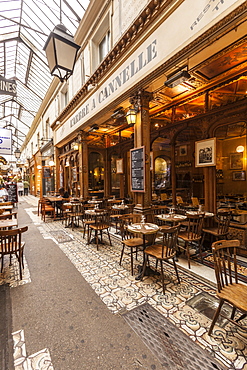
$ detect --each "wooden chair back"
[176,196,183,204]
[191,197,199,207]
[160,193,168,201]
[215,210,232,236]
[183,213,204,240]
[0,226,28,253]
[211,239,240,292]
[160,225,180,259]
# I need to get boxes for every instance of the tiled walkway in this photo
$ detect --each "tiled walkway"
[1,196,247,370]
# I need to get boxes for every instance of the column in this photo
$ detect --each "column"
[132,90,152,220]
[81,132,89,198]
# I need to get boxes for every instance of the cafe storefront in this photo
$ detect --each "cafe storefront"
[52,0,247,243]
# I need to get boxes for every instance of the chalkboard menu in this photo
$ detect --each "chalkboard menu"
[6,182,18,203]
[130,146,145,192]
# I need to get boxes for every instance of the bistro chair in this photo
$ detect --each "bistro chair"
[65,201,83,230]
[141,225,180,294]
[200,210,232,253]
[109,207,122,233]
[177,213,205,268]
[119,216,144,275]
[88,209,112,250]
[191,197,200,208]
[208,239,247,335]
[81,206,95,239]
[40,199,56,222]
[0,226,28,280]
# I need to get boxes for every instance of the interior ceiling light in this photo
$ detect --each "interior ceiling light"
[236,145,244,152]
[111,107,125,119]
[164,70,191,88]
[88,124,99,132]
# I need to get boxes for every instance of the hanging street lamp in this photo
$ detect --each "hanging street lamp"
[43,1,80,82]
[14,147,21,159]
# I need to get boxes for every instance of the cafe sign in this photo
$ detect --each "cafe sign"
[0,76,17,97]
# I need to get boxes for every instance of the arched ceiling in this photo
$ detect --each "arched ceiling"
[0,0,89,156]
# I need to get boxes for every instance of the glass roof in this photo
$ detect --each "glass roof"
[0,0,89,157]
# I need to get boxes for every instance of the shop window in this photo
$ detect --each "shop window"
[99,31,110,62]
[91,12,110,70]
[111,153,120,197]
[88,152,104,192]
[215,122,247,219]
[154,157,170,191]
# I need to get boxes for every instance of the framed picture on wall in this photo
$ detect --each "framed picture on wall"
[230,153,243,170]
[195,138,216,167]
[116,158,123,174]
[232,171,246,181]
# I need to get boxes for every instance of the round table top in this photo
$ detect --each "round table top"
[112,204,129,210]
[88,200,103,204]
[128,223,159,234]
[157,214,187,223]
[85,209,106,215]
[0,219,18,228]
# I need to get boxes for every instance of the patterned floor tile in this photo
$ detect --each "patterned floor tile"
[22,199,247,370]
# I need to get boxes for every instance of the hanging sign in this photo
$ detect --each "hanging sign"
[0,76,17,97]
[0,128,12,155]
[130,146,145,192]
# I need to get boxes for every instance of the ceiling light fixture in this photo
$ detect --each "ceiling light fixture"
[164,70,191,88]
[88,124,99,132]
[236,145,244,153]
[43,0,80,82]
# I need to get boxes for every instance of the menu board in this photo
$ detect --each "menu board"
[6,182,18,203]
[130,146,145,192]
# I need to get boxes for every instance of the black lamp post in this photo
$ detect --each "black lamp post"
[43,1,80,82]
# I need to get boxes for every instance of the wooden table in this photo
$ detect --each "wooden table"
[0,205,13,213]
[127,222,159,279]
[157,213,187,225]
[0,219,18,229]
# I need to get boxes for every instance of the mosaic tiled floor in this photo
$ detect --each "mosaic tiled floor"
[12,329,54,370]
[0,253,31,288]
[22,202,247,370]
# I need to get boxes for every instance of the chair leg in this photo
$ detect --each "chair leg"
[1,254,4,272]
[120,245,125,266]
[130,247,134,275]
[160,260,165,294]
[107,229,112,246]
[185,242,191,269]
[208,299,224,335]
[172,258,180,284]
[230,307,236,320]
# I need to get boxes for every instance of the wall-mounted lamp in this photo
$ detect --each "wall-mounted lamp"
[164,70,191,88]
[43,1,80,82]
[37,165,42,170]
[73,142,79,150]
[125,108,137,125]
[236,145,245,153]
[49,160,55,166]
